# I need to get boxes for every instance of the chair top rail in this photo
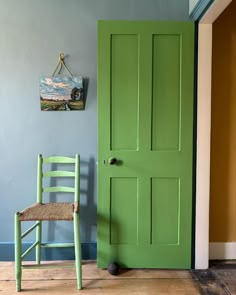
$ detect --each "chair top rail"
[43,171,75,178]
[43,156,76,164]
[43,186,75,193]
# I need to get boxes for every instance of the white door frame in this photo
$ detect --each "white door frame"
[195,0,232,269]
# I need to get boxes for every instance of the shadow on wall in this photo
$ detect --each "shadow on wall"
[83,77,89,108]
[81,157,96,242]
[44,157,96,260]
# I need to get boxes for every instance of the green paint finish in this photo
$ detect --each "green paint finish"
[110,178,138,245]
[37,154,43,203]
[41,243,75,248]
[111,35,138,151]
[98,21,194,269]
[151,178,180,245]
[43,156,76,164]
[74,211,82,290]
[14,213,22,291]
[152,35,181,151]
[21,241,40,259]
[21,222,40,239]
[43,171,75,177]
[43,186,75,193]
[36,221,42,265]
[14,155,82,291]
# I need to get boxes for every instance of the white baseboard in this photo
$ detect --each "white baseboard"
[209,242,236,260]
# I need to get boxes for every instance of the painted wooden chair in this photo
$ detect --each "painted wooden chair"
[14,154,82,291]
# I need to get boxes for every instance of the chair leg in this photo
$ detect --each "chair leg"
[15,213,22,292]
[36,221,42,264]
[74,212,82,289]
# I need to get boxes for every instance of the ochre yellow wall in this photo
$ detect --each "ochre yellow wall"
[210,0,236,242]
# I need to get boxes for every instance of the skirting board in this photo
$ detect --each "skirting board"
[209,243,236,260]
[0,242,96,261]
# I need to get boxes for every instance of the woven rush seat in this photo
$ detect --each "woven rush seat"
[18,202,79,221]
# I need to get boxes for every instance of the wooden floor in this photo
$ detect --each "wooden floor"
[0,260,236,294]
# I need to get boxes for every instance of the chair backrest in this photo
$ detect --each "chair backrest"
[37,154,80,204]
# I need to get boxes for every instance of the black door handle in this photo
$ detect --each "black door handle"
[109,158,117,165]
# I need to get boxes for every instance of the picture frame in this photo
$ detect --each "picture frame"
[40,76,84,111]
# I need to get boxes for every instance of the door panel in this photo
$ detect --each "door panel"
[152,35,181,151]
[98,21,194,268]
[110,178,138,245]
[151,177,180,245]
[111,35,139,151]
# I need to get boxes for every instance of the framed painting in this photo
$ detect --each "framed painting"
[40,76,84,111]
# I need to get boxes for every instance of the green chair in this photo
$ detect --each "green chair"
[14,154,82,291]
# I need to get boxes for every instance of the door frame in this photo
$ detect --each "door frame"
[195,0,232,269]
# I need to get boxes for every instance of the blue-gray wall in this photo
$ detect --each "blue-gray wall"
[0,0,189,260]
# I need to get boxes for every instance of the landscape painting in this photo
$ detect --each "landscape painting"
[40,76,84,111]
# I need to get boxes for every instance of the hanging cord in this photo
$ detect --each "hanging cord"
[52,53,73,77]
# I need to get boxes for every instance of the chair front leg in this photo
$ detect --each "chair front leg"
[36,221,42,264]
[74,212,82,289]
[15,213,22,292]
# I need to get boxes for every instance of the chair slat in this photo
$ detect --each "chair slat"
[41,242,75,248]
[21,241,40,259]
[43,186,75,193]
[43,156,76,164]
[43,171,75,177]
[21,222,40,239]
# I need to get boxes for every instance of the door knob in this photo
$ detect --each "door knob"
[109,158,117,165]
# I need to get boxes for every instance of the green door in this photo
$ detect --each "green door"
[97,21,194,269]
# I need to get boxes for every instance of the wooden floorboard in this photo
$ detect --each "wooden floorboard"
[0,279,200,295]
[0,261,200,294]
[0,261,192,281]
[2,260,236,294]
